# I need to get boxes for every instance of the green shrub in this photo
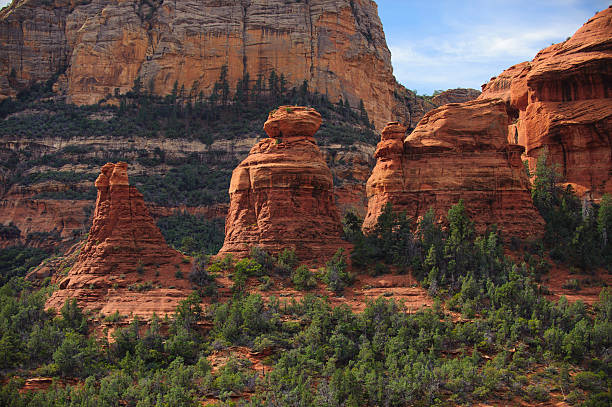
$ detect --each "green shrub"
[525,384,550,402]
[189,255,215,293]
[250,246,275,273]
[231,258,263,295]
[276,248,299,274]
[258,276,273,291]
[574,371,605,392]
[562,278,581,290]
[324,249,353,294]
[292,265,317,291]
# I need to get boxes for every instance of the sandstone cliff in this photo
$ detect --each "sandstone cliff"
[46,162,192,318]
[480,7,612,199]
[0,182,91,249]
[431,88,481,106]
[0,0,430,129]
[363,100,545,239]
[218,106,348,263]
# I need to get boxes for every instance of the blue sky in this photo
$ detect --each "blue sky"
[1,0,608,95]
[376,0,609,94]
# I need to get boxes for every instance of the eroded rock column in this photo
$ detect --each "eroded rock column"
[218,106,348,263]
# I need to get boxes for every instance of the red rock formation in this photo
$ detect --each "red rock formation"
[480,7,612,199]
[362,121,407,231]
[431,88,481,106]
[363,100,545,239]
[218,106,349,263]
[47,163,192,318]
[0,0,433,130]
[0,181,91,249]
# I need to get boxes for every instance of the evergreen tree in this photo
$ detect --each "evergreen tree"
[531,149,561,212]
[219,65,230,106]
[359,99,369,125]
[132,76,142,97]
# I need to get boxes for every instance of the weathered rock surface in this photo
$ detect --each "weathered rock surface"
[218,106,348,263]
[46,162,192,318]
[363,100,545,239]
[0,0,432,129]
[480,7,612,199]
[0,181,92,248]
[431,88,481,106]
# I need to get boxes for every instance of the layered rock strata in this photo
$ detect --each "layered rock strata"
[0,181,91,248]
[0,0,431,129]
[363,100,545,239]
[431,88,481,106]
[218,106,348,263]
[46,162,192,318]
[480,7,612,199]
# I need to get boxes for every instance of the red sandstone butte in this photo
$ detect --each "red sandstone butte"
[46,162,192,319]
[217,106,349,264]
[480,7,612,199]
[363,100,545,239]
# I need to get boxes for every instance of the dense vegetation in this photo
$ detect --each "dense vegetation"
[157,212,225,256]
[0,67,376,146]
[0,65,610,407]
[530,151,612,271]
[0,246,49,286]
[1,196,610,406]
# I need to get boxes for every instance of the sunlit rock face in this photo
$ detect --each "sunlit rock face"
[218,106,349,263]
[363,100,545,240]
[480,7,612,200]
[0,0,434,130]
[47,162,192,319]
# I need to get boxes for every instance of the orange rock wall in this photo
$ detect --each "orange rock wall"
[0,190,90,248]
[480,7,612,199]
[0,0,429,129]
[363,100,545,239]
[431,88,481,106]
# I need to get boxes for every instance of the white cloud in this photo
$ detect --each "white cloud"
[387,15,592,94]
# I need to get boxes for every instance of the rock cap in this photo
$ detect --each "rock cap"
[381,122,406,141]
[109,162,129,186]
[263,106,322,139]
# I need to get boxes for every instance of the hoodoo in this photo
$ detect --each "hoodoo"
[480,7,612,199]
[363,99,545,239]
[46,163,192,318]
[218,106,348,263]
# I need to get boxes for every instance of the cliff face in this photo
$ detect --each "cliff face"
[0,0,429,129]
[363,100,545,239]
[431,88,481,106]
[0,181,91,249]
[218,106,348,263]
[46,162,192,317]
[0,0,71,99]
[480,7,612,199]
